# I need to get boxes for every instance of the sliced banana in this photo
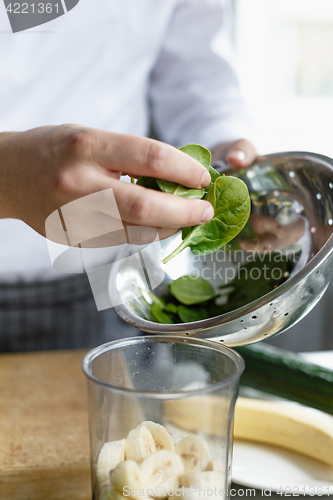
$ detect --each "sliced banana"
[100,486,126,500]
[97,440,127,486]
[180,471,225,491]
[126,425,156,463]
[111,460,146,499]
[205,458,224,472]
[139,421,174,452]
[174,435,210,472]
[140,449,184,499]
[168,487,201,500]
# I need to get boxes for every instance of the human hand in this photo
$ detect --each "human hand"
[211,138,258,169]
[0,125,214,247]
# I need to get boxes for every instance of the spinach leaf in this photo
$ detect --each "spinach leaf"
[136,176,160,190]
[178,305,208,322]
[163,302,179,314]
[136,144,213,199]
[156,180,205,199]
[154,144,214,198]
[207,165,221,190]
[178,144,211,169]
[135,252,293,325]
[218,253,292,311]
[168,275,215,305]
[181,226,192,240]
[162,175,251,264]
[238,222,256,240]
[150,302,174,324]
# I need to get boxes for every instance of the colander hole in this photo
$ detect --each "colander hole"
[329,219,333,226]
[240,320,244,323]
[316,270,320,275]
[330,182,333,189]
[220,339,224,342]
[284,312,289,316]
[264,333,267,336]
[316,193,322,200]
[185,332,189,336]
[270,303,273,306]
[252,315,257,320]
[289,171,295,178]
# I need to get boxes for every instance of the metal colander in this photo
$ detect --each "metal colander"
[109,152,333,346]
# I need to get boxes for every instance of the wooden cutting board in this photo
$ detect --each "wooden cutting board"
[0,349,91,500]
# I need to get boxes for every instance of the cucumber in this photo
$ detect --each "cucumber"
[235,343,333,415]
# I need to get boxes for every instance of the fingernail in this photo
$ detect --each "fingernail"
[200,170,211,188]
[229,150,246,161]
[200,205,214,223]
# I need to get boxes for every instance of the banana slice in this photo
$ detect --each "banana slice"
[111,460,146,499]
[140,449,184,499]
[174,435,210,472]
[205,458,224,472]
[97,440,127,486]
[100,486,126,500]
[126,425,156,463]
[168,487,200,500]
[180,471,225,491]
[166,395,333,467]
[139,421,174,452]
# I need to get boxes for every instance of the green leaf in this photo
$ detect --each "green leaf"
[136,176,160,190]
[156,179,205,199]
[162,175,251,263]
[207,165,221,190]
[178,305,208,322]
[168,275,215,305]
[238,222,256,240]
[178,144,211,169]
[181,226,193,240]
[163,302,179,314]
[217,253,293,311]
[150,302,175,324]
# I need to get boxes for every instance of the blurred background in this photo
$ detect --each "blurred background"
[232,0,333,352]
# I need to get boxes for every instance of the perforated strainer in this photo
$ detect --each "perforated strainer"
[109,152,333,346]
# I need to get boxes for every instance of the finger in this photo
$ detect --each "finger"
[125,225,178,245]
[85,129,211,188]
[79,226,179,248]
[54,167,214,232]
[114,180,214,228]
[225,139,257,169]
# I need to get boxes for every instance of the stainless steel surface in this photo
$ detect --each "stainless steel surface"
[109,152,333,346]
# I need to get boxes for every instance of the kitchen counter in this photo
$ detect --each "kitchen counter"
[0,349,91,500]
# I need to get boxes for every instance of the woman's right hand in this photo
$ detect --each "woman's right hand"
[0,124,214,246]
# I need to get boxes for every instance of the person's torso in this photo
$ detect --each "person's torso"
[0,0,177,282]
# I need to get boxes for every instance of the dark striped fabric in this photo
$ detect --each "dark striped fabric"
[0,274,138,353]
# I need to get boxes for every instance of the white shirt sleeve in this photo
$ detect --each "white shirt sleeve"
[149,0,255,150]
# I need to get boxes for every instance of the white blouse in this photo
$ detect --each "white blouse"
[0,0,253,282]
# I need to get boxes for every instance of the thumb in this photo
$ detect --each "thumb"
[225,139,257,169]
